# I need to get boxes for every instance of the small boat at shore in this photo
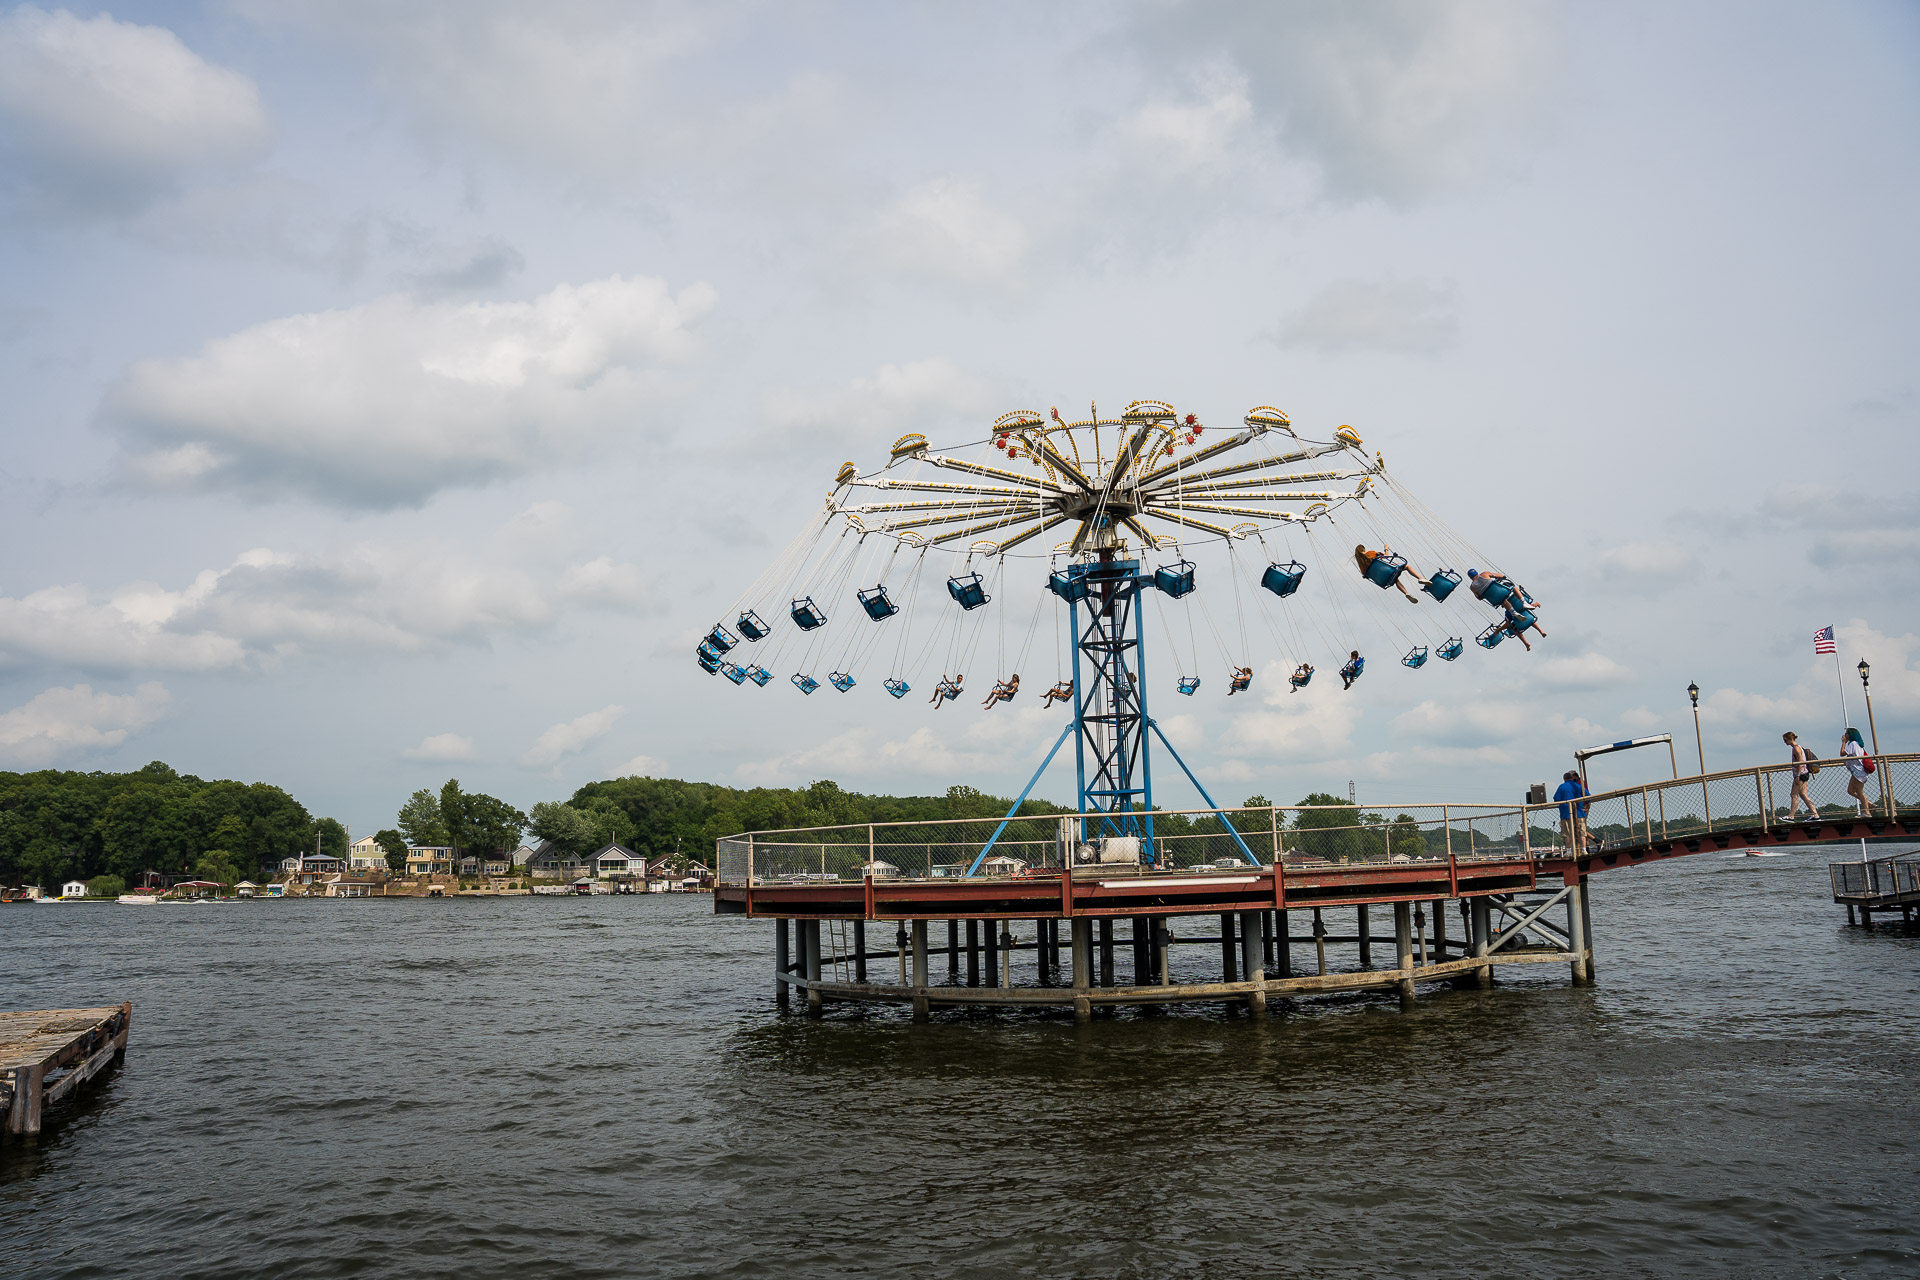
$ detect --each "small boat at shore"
[116,894,160,904]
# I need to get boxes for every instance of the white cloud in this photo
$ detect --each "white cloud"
[1121,73,1254,173]
[403,732,477,762]
[0,6,268,215]
[1526,651,1635,692]
[523,704,626,768]
[0,681,170,767]
[1594,540,1697,583]
[869,179,1028,288]
[1218,664,1361,761]
[1276,278,1459,354]
[735,711,1052,788]
[762,357,998,458]
[0,538,652,676]
[1142,0,1551,203]
[103,274,716,507]
[608,754,665,779]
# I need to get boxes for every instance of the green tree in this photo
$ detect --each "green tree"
[397,789,446,848]
[374,828,409,873]
[440,779,469,854]
[1290,793,1369,863]
[194,851,241,887]
[530,801,600,856]
[462,792,527,857]
[86,874,127,898]
[314,817,348,860]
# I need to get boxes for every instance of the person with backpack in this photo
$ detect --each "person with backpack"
[1782,731,1818,821]
[1841,727,1874,816]
[1553,770,1591,851]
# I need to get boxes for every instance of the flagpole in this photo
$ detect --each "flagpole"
[1834,650,1851,727]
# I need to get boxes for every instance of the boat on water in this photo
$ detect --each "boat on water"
[116,894,160,904]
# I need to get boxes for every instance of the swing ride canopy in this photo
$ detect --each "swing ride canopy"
[708,399,1532,702]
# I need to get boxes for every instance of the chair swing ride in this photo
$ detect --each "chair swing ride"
[702,400,1543,868]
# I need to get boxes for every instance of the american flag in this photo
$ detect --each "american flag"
[1814,625,1836,654]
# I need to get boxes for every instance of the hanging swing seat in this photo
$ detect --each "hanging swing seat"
[1437,637,1464,661]
[697,649,723,673]
[791,673,821,694]
[1289,666,1313,689]
[1476,623,1507,649]
[1261,561,1306,597]
[857,586,898,621]
[829,671,856,692]
[1478,577,1516,609]
[1047,568,1091,602]
[1363,553,1409,588]
[883,677,911,698]
[790,597,827,630]
[737,610,769,641]
[1341,656,1365,681]
[720,662,747,685]
[947,572,989,610]
[706,624,738,654]
[1176,675,1201,696]
[1153,560,1196,598]
[1422,570,1461,603]
[1043,680,1074,706]
[1505,607,1537,634]
[1403,646,1428,669]
[1229,670,1252,693]
[745,664,772,686]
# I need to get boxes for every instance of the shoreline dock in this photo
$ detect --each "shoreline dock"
[2,1004,131,1138]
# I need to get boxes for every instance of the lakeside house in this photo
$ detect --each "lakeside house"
[62,879,88,899]
[523,840,645,884]
[405,846,455,876]
[347,836,389,870]
[510,844,538,868]
[292,853,344,884]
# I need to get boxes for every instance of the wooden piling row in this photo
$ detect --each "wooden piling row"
[2,1004,130,1138]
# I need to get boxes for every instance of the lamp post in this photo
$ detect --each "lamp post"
[1689,681,1711,832]
[1859,660,1889,817]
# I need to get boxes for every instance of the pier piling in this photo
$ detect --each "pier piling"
[1240,911,1266,1016]
[1357,905,1372,967]
[1394,902,1415,1007]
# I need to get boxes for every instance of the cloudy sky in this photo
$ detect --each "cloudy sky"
[2,1,1916,834]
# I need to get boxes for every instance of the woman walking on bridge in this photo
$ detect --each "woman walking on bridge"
[1841,727,1873,816]
[1782,732,1817,821]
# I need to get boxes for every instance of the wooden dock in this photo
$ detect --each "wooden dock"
[2,1004,131,1138]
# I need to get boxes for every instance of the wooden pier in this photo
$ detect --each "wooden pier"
[715,752,1918,1020]
[2,1004,131,1138]
[1831,853,1920,926]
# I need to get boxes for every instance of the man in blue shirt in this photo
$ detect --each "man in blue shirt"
[1553,770,1590,851]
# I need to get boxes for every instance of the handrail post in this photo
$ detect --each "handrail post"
[1642,786,1652,847]
[746,836,754,887]
[1443,804,1452,862]
[1703,776,1713,834]
[1755,770,1767,834]
[1270,805,1280,865]
[1523,803,1532,859]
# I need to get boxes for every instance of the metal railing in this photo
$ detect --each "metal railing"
[715,751,1915,886]
[1829,856,1920,900]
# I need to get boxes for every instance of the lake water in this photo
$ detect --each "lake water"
[4,849,1917,1279]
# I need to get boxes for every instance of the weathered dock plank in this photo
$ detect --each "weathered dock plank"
[2,1003,131,1137]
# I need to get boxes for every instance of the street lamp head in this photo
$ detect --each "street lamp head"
[1858,658,1870,686]
[1687,681,1700,707]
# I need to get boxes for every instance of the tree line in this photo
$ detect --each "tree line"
[0,761,326,888]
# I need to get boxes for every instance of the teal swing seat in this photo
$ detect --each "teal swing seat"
[1437,637,1464,661]
[791,597,827,630]
[1176,676,1201,695]
[829,671,856,692]
[1363,553,1408,588]
[883,678,910,698]
[947,573,989,610]
[1422,570,1461,603]
[745,664,772,686]
[791,673,820,694]
[1261,561,1305,597]
[1476,623,1507,649]
[721,662,747,685]
[1403,646,1428,669]
[706,624,738,654]
[737,610,769,641]
[1154,560,1196,598]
